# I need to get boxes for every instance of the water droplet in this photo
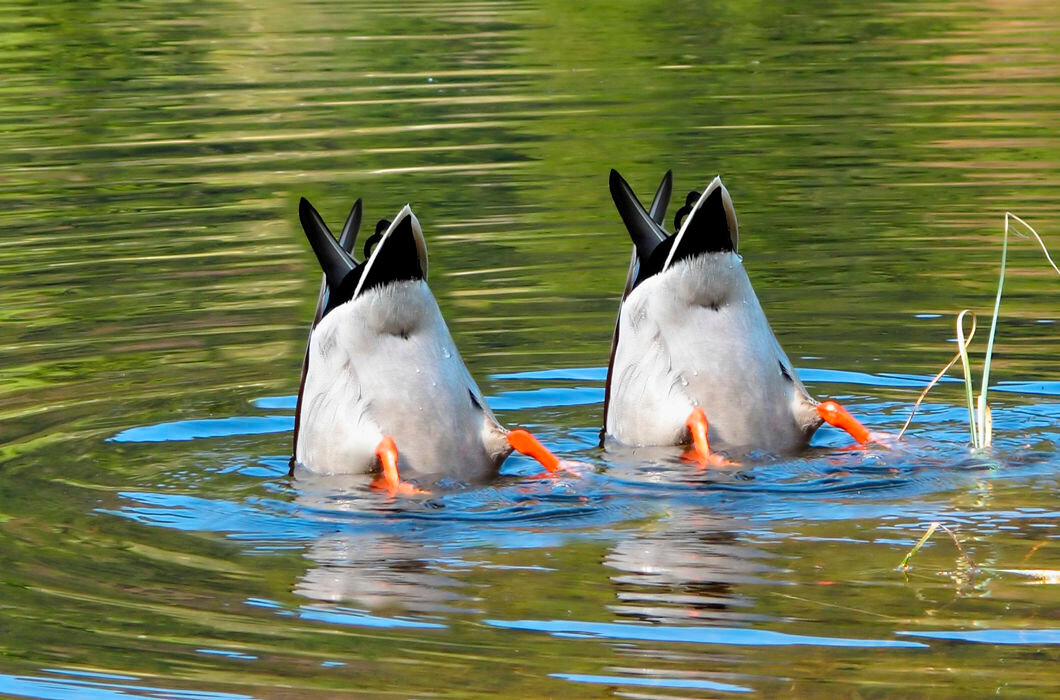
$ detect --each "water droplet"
[442,348,451,359]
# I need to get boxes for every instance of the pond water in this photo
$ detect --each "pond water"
[2,0,1059,696]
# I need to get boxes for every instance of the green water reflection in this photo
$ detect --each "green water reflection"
[1,0,1058,696]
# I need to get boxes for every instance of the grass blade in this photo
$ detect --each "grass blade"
[955,309,978,447]
[975,213,1057,447]
[1007,213,1059,275]
[976,216,1012,447]
[898,522,940,571]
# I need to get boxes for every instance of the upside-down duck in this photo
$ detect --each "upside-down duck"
[292,197,559,494]
[603,169,871,463]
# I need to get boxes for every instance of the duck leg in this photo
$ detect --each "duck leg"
[816,401,872,444]
[685,407,731,467]
[507,429,560,473]
[372,436,424,496]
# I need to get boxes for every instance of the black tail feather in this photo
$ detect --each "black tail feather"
[609,169,670,264]
[299,197,358,291]
[648,169,673,226]
[337,198,362,255]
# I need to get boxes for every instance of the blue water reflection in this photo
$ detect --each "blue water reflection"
[553,672,752,693]
[898,629,1060,645]
[110,416,293,443]
[0,670,256,700]
[993,381,1060,397]
[110,366,1049,444]
[298,605,446,629]
[486,619,928,648]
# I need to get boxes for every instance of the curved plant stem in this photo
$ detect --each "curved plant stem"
[897,522,977,573]
[897,313,976,440]
[1007,213,1059,275]
[896,213,1055,445]
[955,309,979,447]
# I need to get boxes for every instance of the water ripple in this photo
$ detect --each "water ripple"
[486,619,928,648]
[897,629,1060,645]
[552,672,751,694]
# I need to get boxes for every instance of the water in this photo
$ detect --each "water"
[2,0,1059,696]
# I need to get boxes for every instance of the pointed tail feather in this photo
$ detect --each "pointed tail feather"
[609,169,669,264]
[648,169,673,226]
[299,197,358,290]
[338,198,363,255]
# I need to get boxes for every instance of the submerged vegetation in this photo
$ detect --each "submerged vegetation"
[897,520,1057,590]
[898,214,1058,590]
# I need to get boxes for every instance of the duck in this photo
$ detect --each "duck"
[603,169,871,462]
[292,197,559,494]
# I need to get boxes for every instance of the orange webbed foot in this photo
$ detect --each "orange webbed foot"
[816,401,890,445]
[685,407,734,468]
[371,436,427,497]
[508,429,576,478]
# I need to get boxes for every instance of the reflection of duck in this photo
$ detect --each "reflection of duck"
[604,170,871,461]
[295,532,472,614]
[604,509,775,625]
[292,198,558,494]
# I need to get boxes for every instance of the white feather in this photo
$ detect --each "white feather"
[607,180,818,452]
[296,279,507,478]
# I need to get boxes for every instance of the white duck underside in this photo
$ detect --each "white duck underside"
[606,253,820,453]
[296,281,509,480]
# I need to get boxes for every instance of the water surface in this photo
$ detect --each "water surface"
[2,0,1059,696]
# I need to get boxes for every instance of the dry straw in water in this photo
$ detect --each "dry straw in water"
[898,213,1058,448]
